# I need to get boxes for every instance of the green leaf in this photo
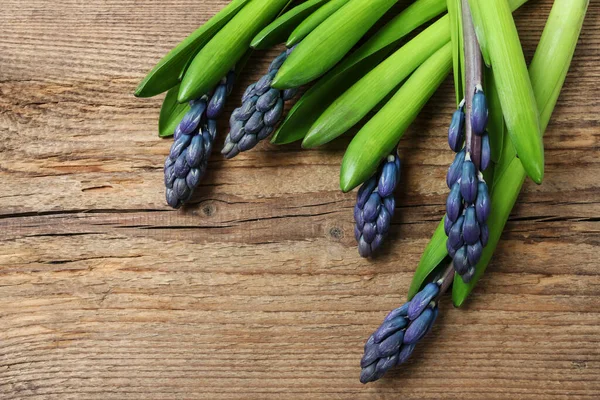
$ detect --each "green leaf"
[251,0,331,50]
[469,0,544,184]
[407,220,450,299]
[158,85,189,138]
[286,0,351,47]
[272,0,399,89]
[453,0,589,307]
[302,16,450,148]
[134,0,250,98]
[178,0,290,103]
[407,0,532,298]
[270,0,447,145]
[340,43,453,192]
[447,0,464,106]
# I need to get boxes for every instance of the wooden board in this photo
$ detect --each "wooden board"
[0,1,599,398]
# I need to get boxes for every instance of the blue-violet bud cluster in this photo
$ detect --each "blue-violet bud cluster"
[222,48,299,158]
[360,281,440,383]
[445,87,492,282]
[354,154,401,258]
[164,72,235,208]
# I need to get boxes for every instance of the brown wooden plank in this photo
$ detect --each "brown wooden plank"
[0,0,599,398]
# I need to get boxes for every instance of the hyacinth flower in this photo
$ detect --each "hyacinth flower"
[164,72,235,209]
[444,3,491,283]
[360,265,453,384]
[222,47,299,159]
[353,154,401,258]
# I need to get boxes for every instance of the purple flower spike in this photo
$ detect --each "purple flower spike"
[407,283,440,321]
[471,89,488,135]
[462,206,481,245]
[460,160,478,204]
[354,154,401,257]
[448,108,466,152]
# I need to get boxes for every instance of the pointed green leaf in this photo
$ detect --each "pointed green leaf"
[272,0,399,89]
[453,0,589,307]
[302,16,450,148]
[468,0,544,184]
[178,0,289,103]
[287,0,351,47]
[135,0,250,98]
[407,0,531,300]
[251,0,331,50]
[158,85,189,138]
[340,44,453,193]
[270,0,447,145]
[447,0,464,106]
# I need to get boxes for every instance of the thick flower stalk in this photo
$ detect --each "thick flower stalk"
[222,48,299,159]
[164,72,235,208]
[444,2,491,282]
[360,266,453,384]
[353,154,401,258]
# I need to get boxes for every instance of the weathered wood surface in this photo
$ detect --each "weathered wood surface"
[0,0,599,398]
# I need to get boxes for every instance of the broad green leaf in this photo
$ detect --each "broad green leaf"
[135,0,250,98]
[453,0,590,306]
[302,16,450,148]
[340,43,453,192]
[272,0,399,89]
[178,0,289,103]
[271,0,447,144]
[251,0,331,50]
[469,0,544,184]
[287,0,351,47]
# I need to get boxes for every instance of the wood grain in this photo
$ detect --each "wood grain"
[0,1,599,399]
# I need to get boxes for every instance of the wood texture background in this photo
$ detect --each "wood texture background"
[1,1,599,398]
